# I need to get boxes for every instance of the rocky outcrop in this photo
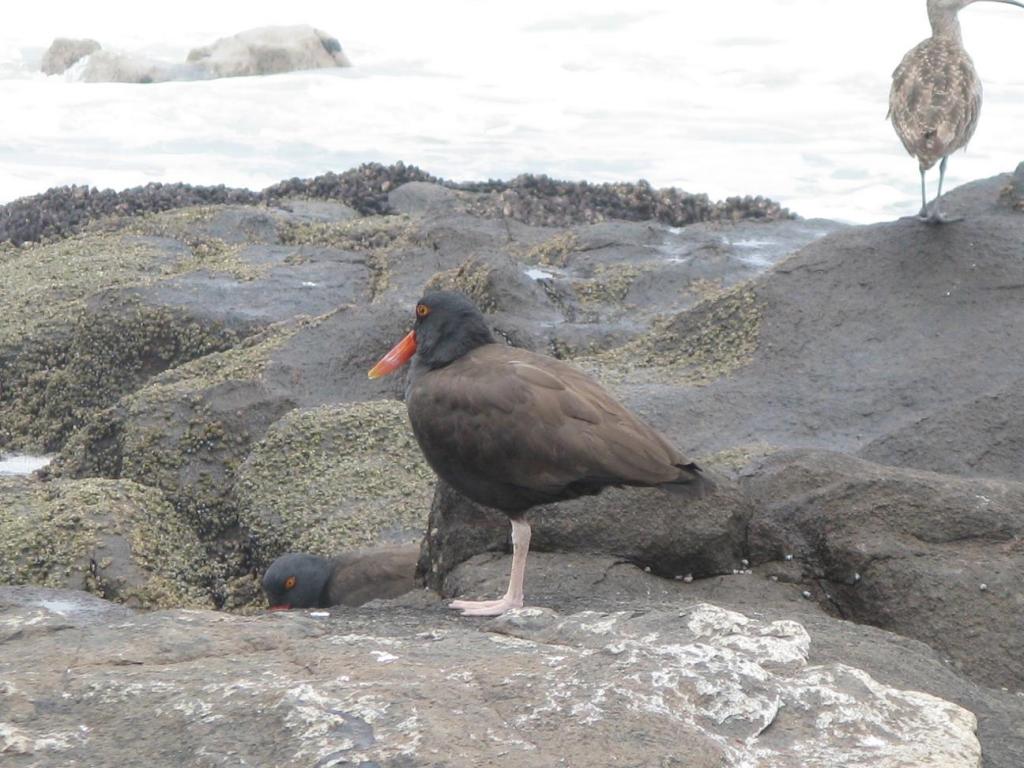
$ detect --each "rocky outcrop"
[420,477,751,591]
[185,25,351,78]
[0,584,984,768]
[78,50,189,84]
[0,162,798,247]
[235,401,431,568]
[0,477,212,608]
[66,25,351,84]
[743,449,1024,691]
[39,37,100,75]
[3,162,1024,763]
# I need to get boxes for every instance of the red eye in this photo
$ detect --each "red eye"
[416,304,430,317]
[284,576,297,590]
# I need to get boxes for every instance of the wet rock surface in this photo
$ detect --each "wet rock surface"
[2,163,1024,764]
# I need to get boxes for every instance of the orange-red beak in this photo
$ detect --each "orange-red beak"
[368,330,417,379]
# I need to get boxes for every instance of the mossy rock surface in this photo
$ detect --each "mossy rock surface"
[0,476,212,608]
[235,400,432,566]
[578,283,761,385]
[1,296,237,452]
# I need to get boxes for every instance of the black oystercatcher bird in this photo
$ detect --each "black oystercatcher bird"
[368,291,711,617]
[262,544,419,609]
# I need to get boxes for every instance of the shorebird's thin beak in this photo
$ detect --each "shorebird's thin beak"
[368,330,417,379]
[979,0,1024,9]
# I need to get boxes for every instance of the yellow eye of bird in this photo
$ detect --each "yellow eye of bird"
[416,304,430,318]
[284,576,297,590]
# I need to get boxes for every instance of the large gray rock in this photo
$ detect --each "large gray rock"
[614,170,1024,466]
[186,25,351,77]
[743,449,1024,690]
[0,585,982,768]
[859,378,1024,480]
[39,37,101,75]
[446,553,1023,768]
[420,477,750,591]
[77,25,351,84]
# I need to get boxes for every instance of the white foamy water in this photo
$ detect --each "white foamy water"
[0,455,51,475]
[1,0,1022,223]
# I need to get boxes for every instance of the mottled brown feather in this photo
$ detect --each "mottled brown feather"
[889,37,983,171]
[407,344,703,514]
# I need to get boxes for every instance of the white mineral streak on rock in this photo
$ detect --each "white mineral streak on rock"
[282,683,422,764]
[0,595,982,767]
[0,722,83,755]
[493,603,979,767]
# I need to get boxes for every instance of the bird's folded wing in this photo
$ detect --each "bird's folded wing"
[409,347,689,494]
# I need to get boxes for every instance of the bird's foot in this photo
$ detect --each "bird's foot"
[918,207,962,225]
[448,595,523,617]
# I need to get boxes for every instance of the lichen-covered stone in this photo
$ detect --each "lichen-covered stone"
[235,401,432,566]
[579,283,761,384]
[424,257,503,312]
[113,321,304,536]
[277,214,412,252]
[0,476,212,608]
[1,297,237,452]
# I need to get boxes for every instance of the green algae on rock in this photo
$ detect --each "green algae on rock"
[278,215,413,252]
[0,297,237,452]
[235,401,432,567]
[578,283,761,385]
[572,263,644,308]
[112,321,306,536]
[525,231,580,268]
[0,476,213,608]
[423,258,502,313]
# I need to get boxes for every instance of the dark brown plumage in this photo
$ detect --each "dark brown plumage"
[406,344,704,513]
[369,291,710,615]
[889,0,1024,223]
[262,544,419,609]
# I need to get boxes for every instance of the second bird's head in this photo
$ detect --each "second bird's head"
[369,291,494,378]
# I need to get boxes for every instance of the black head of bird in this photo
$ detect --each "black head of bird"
[262,553,331,610]
[368,290,495,379]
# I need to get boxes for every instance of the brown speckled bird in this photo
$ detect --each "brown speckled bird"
[889,0,1024,224]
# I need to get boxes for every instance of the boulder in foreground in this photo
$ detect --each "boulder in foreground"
[0,586,982,768]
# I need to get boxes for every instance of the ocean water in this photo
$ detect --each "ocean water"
[0,0,1022,223]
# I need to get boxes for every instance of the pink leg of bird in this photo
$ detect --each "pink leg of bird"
[450,518,531,616]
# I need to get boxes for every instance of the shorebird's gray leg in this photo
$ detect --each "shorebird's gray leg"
[449,519,531,616]
[918,167,929,219]
[924,156,963,224]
